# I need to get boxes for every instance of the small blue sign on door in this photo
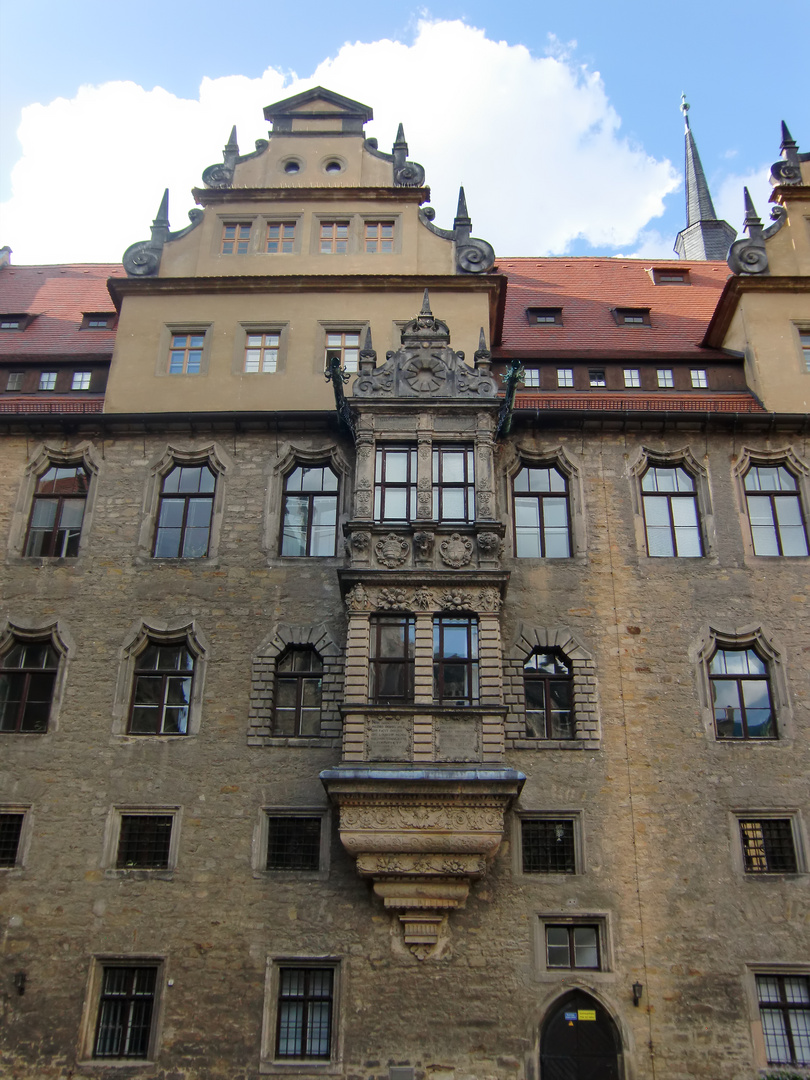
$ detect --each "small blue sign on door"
[564,1012,578,1021]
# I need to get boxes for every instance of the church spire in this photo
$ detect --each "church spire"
[674,96,737,260]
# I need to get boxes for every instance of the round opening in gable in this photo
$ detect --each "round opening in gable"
[283,160,300,174]
[324,160,342,174]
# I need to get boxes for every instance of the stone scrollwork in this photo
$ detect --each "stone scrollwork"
[476,532,503,559]
[413,532,434,559]
[439,533,473,568]
[456,236,496,274]
[122,243,162,278]
[375,533,410,568]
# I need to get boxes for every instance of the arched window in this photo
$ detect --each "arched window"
[523,651,573,739]
[153,464,216,558]
[641,464,702,557]
[513,465,571,557]
[274,648,323,736]
[281,465,339,556]
[743,463,809,557]
[0,637,59,733]
[25,464,90,557]
[129,640,196,735]
[709,647,775,739]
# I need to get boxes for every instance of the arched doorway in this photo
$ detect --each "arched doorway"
[540,990,622,1080]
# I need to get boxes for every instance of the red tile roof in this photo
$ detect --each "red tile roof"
[0,264,123,358]
[513,393,765,414]
[496,257,730,359]
[0,397,105,415]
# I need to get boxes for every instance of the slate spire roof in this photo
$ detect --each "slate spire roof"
[674,97,737,261]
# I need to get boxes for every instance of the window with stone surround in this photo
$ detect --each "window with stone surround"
[521,817,577,873]
[756,973,810,1065]
[221,221,251,255]
[505,627,599,748]
[0,621,71,735]
[546,924,601,969]
[25,463,90,557]
[523,651,573,738]
[433,616,478,706]
[138,444,229,562]
[369,615,415,704]
[739,817,800,874]
[280,463,339,557]
[248,624,343,745]
[262,961,341,1066]
[743,460,809,557]
[0,810,27,867]
[265,814,323,871]
[105,808,180,871]
[513,464,571,558]
[631,447,714,559]
[81,960,163,1062]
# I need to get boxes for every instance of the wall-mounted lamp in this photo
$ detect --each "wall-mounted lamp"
[632,981,643,1007]
[13,971,26,996]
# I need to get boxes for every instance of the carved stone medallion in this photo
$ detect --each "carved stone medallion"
[375,533,410,568]
[439,533,473,568]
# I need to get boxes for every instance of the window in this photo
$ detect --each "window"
[375,446,417,522]
[71,371,92,390]
[0,813,25,867]
[797,327,810,371]
[433,617,478,706]
[690,369,708,388]
[657,369,674,388]
[25,463,90,557]
[522,819,576,873]
[244,331,280,373]
[6,372,23,391]
[0,639,58,733]
[93,965,159,1060]
[756,974,810,1065]
[523,368,540,388]
[0,314,30,331]
[365,221,394,252]
[739,819,798,874]
[652,268,690,285]
[640,465,702,557]
[129,642,195,735]
[546,925,600,969]
[266,222,296,253]
[274,648,323,736]
[221,221,251,254]
[527,308,563,325]
[276,967,334,1060]
[744,464,809,557]
[557,368,574,388]
[432,446,475,523]
[588,370,606,388]
[116,814,174,869]
[320,221,349,253]
[154,464,215,558]
[169,332,205,375]
[325,330,360,373]
[513,465,571,558]
[614,307,650,326]
[280,464,339,556]
[523,652,573,738]
[624,368,641,388]
[369,616,415,704]
[81,313,114,329]
[709,648,774,739]
[266,816,322,871]
[39,371,57,391]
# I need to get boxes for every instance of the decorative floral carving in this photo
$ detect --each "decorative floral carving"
[345,583,371,611]
[350,532,370,553]
[417,492,432,516]
[413,532,434,558]
[375,533,410,568]
[477,494,493,518]
[355,492,372,516]
[438,589,475,612]
[477,588,502,613]
[476,532,503,558]
[402,354,448,394]
[439,533,473,568]
[377,588,409,611]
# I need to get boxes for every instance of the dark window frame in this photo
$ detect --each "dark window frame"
[93,964,159,1060]
[280,463,339,557]
[652,268,690,285]
[369,615,416,705]
[273,647,323,737]
[739,818,799,874]
[709,647,775,740]
[743,463,809,558]
[432,445,475,524]
[588,369,606,388]
[513,464,572,559]
[756,973,810,1065]
[640,464,703,558]
[526,307,563,326]
[545,924,601,970]
[265,815,323,872]
[0,313,32,331]
[521,818,577,874]
[153,464,216,559]
[24,463,90,558]
[433,615,479,706]
[275,966,335,1060]
[374,445,418,523]
[0,812,26,867]
[0,638,59,734]
[613,307,651,326]
[128,641,195,736]
[523,650,574,739]
[116,814,174,870]
[80,313,115,330]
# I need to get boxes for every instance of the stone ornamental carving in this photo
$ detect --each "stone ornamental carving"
[417,492,432,516]
[412,587,434,610]
[345,583,371,611]
[477,532,503,559]
[350,531,370,553]
[353,292,497,399]
[727,191,788,277]
[417,186,495,275]
[438,589,475,612]
[413,532,434,558]
[343,584,505,614]
[439,533,474,568]
[377,587,409,610]
[122,190,203,278]
[375,533,410,568]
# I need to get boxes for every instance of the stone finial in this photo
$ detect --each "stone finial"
[742,187,763,235]
[420,288,432,316]
[474,327,492,374]
[359,326,377,374]
[123,188,203,278]
[393,122,408,152]
[391,122,426,187]
[780,121,799,162]
[770,120,803,187]
[454,187,471,231]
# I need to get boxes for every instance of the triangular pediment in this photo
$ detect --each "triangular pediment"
[263,86,373,124]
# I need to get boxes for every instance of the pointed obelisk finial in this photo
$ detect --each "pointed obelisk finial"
[455,186,470,223]
[358,325,377,374]
[474,326,492,373]
[153,188,170,228]
[780,121,799,163]
[226,125,238,150]
[680,93,690,130]
[394,123,408,151]
[742,187,763,235]
[478,327,487,352]
[420,288,432,315]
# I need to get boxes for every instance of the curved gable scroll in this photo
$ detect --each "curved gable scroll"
[504,625,600,749]
[248,623,344,746]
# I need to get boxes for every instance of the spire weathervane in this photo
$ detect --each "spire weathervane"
[681,93,690,130]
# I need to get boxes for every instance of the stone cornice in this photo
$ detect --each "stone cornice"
[703,275,810,347]
[191,185,431,206]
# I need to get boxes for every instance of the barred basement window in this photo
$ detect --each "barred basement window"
[266,816,322,871]
[739,819,798,874]
[93,965,159,1059]
[0,813,25,867]
[756,974,810,1065]
[276,968,334,1059]
[522,819,576,873]
[116,814,174,869]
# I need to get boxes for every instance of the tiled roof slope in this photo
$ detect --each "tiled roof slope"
[496,257,730,358]
[0,264,123,357]
[514,393,765,414]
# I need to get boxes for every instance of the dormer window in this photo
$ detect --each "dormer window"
[527,308,563,326]
[652,268,690,285]
[614,308,651,326]
[1,314,31,331]
[81,313,115,330]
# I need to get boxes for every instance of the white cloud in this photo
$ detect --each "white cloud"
[621,229,679,260]
[0,19,680,264]
[714,164,773,238]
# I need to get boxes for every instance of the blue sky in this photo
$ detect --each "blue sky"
[1,0,807,263]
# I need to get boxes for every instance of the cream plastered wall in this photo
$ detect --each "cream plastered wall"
[233,129,396,189]
[104,287,494,414]
[159,195,456,278]
[723,294,810,413]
